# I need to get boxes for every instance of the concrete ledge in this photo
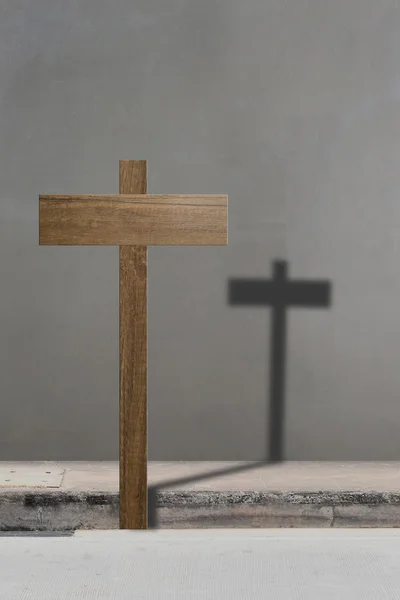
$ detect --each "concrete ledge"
[154,491,400,529]
[332,505,400,528]
[0,491,119,531]
[156,504,334,528]
[2,489,400,531]
[2,462,400,530]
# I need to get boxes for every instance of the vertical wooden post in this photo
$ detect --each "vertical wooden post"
[119,160,148,529]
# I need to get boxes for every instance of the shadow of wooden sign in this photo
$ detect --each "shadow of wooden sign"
[229,260,332,462]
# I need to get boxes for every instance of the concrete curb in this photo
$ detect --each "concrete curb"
[2,490,400,530]
[155,490,400,506]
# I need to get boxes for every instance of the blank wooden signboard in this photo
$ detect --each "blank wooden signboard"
[39,160,228,529]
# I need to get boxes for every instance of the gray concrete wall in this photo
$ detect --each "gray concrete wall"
[1,0,400,460]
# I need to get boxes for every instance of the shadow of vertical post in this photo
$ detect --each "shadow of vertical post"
[269,261,287,462]
[229,260,332,462]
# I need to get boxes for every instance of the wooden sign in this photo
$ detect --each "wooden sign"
[39,160,228,528]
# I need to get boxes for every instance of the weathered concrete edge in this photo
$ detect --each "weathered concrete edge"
[154,491,400,506]
[2,490,400,531]
[2,489,400,508]
[0,491,119,508]
[2,489,400,506]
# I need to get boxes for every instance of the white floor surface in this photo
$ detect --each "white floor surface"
[1,529,400,599]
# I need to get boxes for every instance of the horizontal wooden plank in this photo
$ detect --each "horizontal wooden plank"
[39,195,228,246]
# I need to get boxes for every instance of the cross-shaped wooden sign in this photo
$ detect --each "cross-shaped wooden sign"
[39,160,228,529]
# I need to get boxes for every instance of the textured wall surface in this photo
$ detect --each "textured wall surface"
[1,1,400,460]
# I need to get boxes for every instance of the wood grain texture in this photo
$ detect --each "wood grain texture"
[39,194,228,246]
[119,161,148,529]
